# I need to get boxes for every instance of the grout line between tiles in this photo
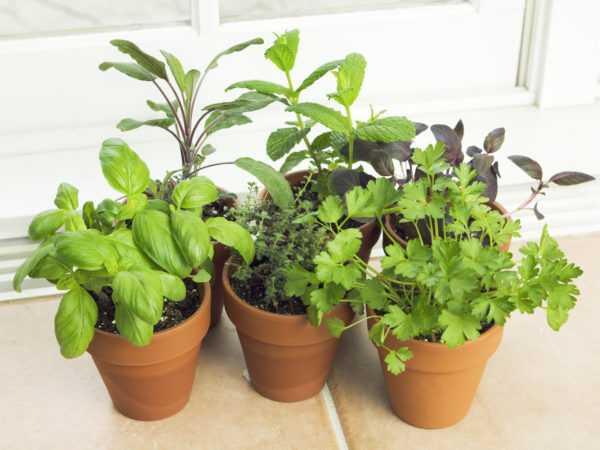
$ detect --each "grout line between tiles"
[322,383,349,450]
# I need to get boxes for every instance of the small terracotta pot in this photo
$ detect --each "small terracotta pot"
[87,282,211,421]
[209,187,239,329]
[223,261,354,402]
[383,201,511,253]
[367,309,503,428]
[259,169,381,263]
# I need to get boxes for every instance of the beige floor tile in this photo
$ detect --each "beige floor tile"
[328,234,600,449]
[0,296,338,449]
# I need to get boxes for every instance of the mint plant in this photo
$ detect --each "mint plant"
[13,138,254,358]
[287,143,585,374]
[227,29,416,190]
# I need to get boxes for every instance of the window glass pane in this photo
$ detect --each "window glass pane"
[220,0,466,23]
[0,0,190,39]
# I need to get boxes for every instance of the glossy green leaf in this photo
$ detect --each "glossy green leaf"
[287,103,348,133]
[192,269,212,283]
[346,186,376,218]
[266,127,311,161]
[172,176,218,210]
[324,316,346,338]
[132,210,191,278]
[264,30,299,72]
[234,157,294,210]
[114,304,153,347]
[99,62,156,81]
[206,217,255,265]
[106,228,157,270]
[110,39,167,79]
[30,254,71,280]
[82,201,95,229]
[28,209,68,241]
[13,237,55,292]
[279,150,307,174]
[317,195,344,224]
[116,193,148,221]
[100,138,150,196]
[171,210,213,267]
[154,271,186,302]
[54,183,79,210]
[65,211,86,232]
[160,49,185,92]
[146,99,179,118]
[54,286,98,358]
[206,37,264,72]
[354,117,415,143]
[113,268,164,324]
[226,80,291,96]
[54,230,119,271]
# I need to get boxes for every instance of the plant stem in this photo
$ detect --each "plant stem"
[152,80,186,143]
[503,182,543,218]
[284,70,322,174]
[344,104,354,169]
[187,160,235,177]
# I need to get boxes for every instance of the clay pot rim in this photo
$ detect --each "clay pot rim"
[366,306,503,352]
[383,200,510,248]
[92,281,211,341]
[223,258,318,323]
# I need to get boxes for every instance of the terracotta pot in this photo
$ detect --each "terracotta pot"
[259,169,381,263]
[367,309,503,428]
[209,187,239,329]
[383,201,511,253]
[222,261,354,402]
[87,282,211,421]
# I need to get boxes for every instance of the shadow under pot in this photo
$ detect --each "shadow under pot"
[258,169,381,263]
[367,308,504,429]
[86,282,211,421]
[222,260,354,402]
[382,201,512,253]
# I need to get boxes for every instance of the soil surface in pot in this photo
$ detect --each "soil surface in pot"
[230,265,308,316]
[90,279,201,334]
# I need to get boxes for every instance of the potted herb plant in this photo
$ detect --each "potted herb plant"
[222,182,354,402]
[100,38,282,327]
[288,143,593,427]
[13,138,254,420]
[228,29,417,262]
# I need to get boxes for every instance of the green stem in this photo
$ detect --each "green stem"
[344,104,354,169]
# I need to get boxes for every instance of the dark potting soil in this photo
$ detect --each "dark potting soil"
[202,198,232,220]
[230,270,308,316]
[90,279,201,334]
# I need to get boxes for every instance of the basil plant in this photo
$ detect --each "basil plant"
[13,138,254,359]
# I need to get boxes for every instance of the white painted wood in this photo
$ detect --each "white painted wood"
[529,0,600,108]
[193,0,220,35]
[469,0,525,13]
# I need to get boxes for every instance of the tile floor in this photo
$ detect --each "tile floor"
[1,235,599,449]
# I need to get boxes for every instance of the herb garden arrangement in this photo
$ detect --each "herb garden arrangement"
[12,28,595,425]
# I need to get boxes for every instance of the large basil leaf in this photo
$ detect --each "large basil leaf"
[54,183,79,210]
[114,304,153,347]
[13,237,56,292]
[28,209,68,241]
[171,210,213,267]
[113,268,164,325]
[54,230,119,271]
[99,138,150,196]
[54,286,98,358]
[132,210,191,278]
[206,217,254,265]
[155,271,186,301]
[30,254,71,280]
[172,176,218,210]
[106,228,157,270]
[116,193,148,221]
